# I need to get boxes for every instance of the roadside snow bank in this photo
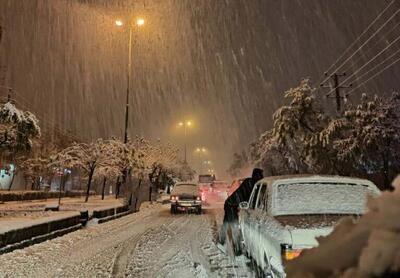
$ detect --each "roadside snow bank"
[285,177,400,277]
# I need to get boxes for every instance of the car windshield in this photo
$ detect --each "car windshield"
[272,181,378,216]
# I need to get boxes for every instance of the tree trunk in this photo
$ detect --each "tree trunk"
[115,176,120,199]
[101,177,107,200]
[85,168,95,202]
[149,184,152,203]
[8,168,16,191]
[134,179,142,211]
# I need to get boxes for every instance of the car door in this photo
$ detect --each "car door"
[252,182,268,267]
[240,181,262,253]
[258,184,285,275]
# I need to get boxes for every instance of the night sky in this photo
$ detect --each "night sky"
[0,0,398,177]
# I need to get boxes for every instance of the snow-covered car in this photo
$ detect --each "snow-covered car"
[170,183,202,214]
[238,175,380,277]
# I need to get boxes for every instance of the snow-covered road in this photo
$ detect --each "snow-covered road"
[0,203,252,278]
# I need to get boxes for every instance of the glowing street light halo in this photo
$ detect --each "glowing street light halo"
[115,20,123,27]
[136,18,145,26]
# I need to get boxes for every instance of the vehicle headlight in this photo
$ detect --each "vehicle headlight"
[170,195,178,201]
[281,244,302,261]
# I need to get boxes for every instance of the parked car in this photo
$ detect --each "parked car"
[170,182,202,214]
[239,175,380,277]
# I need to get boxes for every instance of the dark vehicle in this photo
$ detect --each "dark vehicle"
[170,183,202,214]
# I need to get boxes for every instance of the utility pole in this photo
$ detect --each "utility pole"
[321,73,352,113]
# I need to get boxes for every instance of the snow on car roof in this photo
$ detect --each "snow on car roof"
[172,183,199,195]
[265,175,380,216]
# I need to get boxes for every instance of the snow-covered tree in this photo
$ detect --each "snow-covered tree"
[93,138,131,200]
[324,92,400,189]
[50,139,112,202]
[227,150,249,178]
[250,80,400,190]
[0,102,41,157]
[251,130,300,176]
[254,79,332,174]
[17,155,51,190]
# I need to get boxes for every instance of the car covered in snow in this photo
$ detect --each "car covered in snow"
[238,175,380,277]
[170,182,202,214]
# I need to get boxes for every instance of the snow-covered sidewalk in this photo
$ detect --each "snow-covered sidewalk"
[0,196,125,234]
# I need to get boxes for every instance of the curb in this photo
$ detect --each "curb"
[0,206,133,255]
[97,210,133,224]
[0,223,82,255]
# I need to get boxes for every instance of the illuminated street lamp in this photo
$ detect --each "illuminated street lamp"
[195,147,207,173]
[178,120,193,163]
[115,17,145,143]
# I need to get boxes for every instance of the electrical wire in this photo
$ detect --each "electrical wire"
[346,45,400,89]
[322,0,396,77]
[325,33,400,96]
[345,54,400,95]
[320,3,400,86]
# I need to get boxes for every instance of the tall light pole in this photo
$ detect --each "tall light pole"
[116,18,145,143]
[178,120,192,163]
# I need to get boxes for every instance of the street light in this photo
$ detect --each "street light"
[178,120,193,163]
[136,18,145,26]
[115,17,145,143]
[195,147,207,173]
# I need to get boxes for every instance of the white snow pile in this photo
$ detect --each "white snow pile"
[285,176,400,277]
[273,181,377,216]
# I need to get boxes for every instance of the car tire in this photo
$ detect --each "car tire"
[196,207,202,215]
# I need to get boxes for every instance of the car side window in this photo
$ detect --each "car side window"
[249,183,261,209]
[256,184,268,211]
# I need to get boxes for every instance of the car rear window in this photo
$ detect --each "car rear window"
[272,181,378,216]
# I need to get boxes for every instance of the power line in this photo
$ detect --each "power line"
[322,0,397,76]
[320,4,400,86]
[346,45,400,89]
[346,21,400,75]
[345,54,400,95]
[325,33,400,97]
